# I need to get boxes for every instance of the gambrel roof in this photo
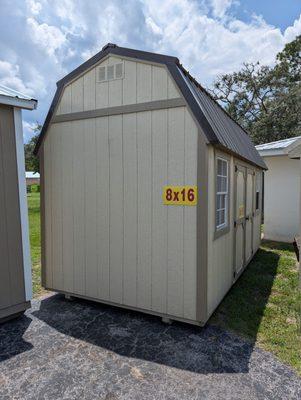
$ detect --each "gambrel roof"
[34,43,266,169]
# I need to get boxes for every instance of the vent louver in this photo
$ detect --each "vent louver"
[97,62,124,82]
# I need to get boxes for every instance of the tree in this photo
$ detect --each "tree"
[24,123,41,172]
[210,35,301,144]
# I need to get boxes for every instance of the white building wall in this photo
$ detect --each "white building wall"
[263,155,300,242]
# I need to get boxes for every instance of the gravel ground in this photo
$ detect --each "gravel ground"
[0,293,300,400]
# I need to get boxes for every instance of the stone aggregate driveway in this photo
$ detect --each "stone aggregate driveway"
[0,293,300,400]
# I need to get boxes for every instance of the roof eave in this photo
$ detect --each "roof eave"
[0,94,37,110]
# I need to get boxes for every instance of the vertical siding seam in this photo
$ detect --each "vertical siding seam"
[122,115,125,303]
[60,130,64,290]
[71,122,75,293]
[96,119,99,298]
[150,111,153,310]
[135,113,138,307]
[150,65,154,100]
[135,63,137,105]
[121,69,124,107]
[0,123,12,305]
[94,118,98,298]
[84,122,87,295]
[51,134,54,288]
[182,109,186,318]
[166,109,169,314]
[81,77,84,112]
[108,116,111,300]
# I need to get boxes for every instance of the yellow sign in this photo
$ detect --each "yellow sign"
[238,205,244,218]
[163,186,198,206]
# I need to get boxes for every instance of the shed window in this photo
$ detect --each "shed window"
[255,172,261,210]
[216,157,228,229]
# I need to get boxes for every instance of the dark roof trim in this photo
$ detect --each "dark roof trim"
[166,63,218,144]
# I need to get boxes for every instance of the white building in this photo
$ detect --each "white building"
[256,136,301,242]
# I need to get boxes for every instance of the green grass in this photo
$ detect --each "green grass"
[211,240,301,375]
[27,192,44,296]
[27,193,300,373]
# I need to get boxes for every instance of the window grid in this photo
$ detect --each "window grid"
[216,158,228,230]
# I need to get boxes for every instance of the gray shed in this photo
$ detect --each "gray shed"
[0,85,37,322]
[35,44,266,326]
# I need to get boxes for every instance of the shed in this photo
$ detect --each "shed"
[34,44,266,326]
[26,171,40,186]
[0,84,37,322]
[256,136,301,242]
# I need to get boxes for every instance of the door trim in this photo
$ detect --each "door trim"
[233,163,246,279]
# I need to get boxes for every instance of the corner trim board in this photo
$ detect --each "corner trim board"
[13,107,32,302]
[196,130,208,323]
[52,98,186,123]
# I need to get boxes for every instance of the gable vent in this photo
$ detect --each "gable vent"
[98,66,106,81]
[97,62,124,82]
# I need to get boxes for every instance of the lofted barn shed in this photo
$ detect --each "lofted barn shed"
[35,44,266,326]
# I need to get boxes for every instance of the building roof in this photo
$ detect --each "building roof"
[26,171,40,179]
[0,84,37,110]
[256,136,301,157]
[34,44,266,169]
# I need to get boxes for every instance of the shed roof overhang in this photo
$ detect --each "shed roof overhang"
[0,94,37,110]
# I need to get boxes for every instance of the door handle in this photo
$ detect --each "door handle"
[246,216,250,221]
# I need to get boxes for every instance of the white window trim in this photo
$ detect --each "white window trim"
[216,157,229,230]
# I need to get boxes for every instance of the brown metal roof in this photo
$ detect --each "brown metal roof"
[34,43,266,169]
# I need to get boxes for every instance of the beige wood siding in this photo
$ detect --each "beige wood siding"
[207,147,234,316]
[0,105,25,312]
[43,106,198,321]
[56,56,180,116]
[207,147,262,317]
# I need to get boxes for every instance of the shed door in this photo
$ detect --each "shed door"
[245,169,254,263]
[234,165,246,276]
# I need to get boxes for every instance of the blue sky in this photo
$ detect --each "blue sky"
[0,0,300,142]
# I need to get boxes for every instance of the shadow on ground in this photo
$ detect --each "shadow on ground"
[0,315,33,362]
[29,247,279,375]
[210,245,280,341]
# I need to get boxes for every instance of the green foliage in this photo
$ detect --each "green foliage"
[211,36,301,144]
[27,192,45,297]
[24,123,41,172]
[211,240,301,375]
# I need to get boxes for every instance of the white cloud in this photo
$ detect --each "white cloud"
[26,0,42,15]
[23,120,37,142]
[284,13,301,42]
[0,60,35,95]
[0,0,300,143]
[26,17,66,57]
[210,0,234,19]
